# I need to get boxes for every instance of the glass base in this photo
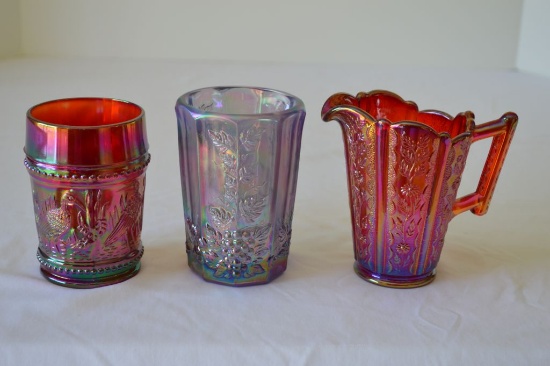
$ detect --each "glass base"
[37,247,143,289]
[188,254,287,287]
[354,262,436,288]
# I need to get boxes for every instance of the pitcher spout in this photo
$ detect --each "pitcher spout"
[321,92,378,134]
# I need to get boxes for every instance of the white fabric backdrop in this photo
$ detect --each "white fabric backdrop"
[1,58,548,364]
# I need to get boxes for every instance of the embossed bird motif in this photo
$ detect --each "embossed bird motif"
[104,181,143,247]
[36,190,82,240]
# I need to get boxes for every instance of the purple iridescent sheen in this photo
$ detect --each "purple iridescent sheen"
[176,87,305,286]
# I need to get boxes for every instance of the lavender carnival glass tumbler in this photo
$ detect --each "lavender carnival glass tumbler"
[176,87,306,286]
[322,90,517,288]
[24,98,150,288]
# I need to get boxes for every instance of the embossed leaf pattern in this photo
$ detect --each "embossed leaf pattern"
[277,222,291,250]
[240,125,264,152]
[240,188,268,223]
[204,223,222,244]
[214,264,230,278]
[245,264,265,278]
[250,224,271,255]
[269,219,292,265]
[208,129,235,152]
[238,164,255,185]
[209,206,233,228]
[201,124,276,280]
[185,219,198,253]
[221,153,237,170]
[208,124,267,226]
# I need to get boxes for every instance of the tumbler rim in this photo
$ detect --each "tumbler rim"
[27,97,144,129]
[25,97,149,167]
[175,86,305,118]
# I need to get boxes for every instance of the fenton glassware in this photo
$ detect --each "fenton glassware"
[176,86,306,286]
[24,98,151,288]
[322,90,518,288]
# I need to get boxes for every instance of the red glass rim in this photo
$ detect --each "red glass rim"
[28,97,143,128]
[321,90,475,140]
[25,97,149,167]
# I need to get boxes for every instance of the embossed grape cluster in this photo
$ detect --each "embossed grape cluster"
[217,231,256,277]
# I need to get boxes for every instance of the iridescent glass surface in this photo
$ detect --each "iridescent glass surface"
[176,87,306,286]
[25,98,150,288]
[322,90,517,288]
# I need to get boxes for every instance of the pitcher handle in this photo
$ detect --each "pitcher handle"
[452,112,518,216]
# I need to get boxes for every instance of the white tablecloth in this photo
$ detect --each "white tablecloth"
[1,58,548,364]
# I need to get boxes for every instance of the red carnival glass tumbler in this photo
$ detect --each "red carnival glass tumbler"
[322,90,518,288]
[176,87,306,286]
[24,98,151,288]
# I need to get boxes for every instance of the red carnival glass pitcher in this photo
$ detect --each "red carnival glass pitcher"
[322,90,517,288]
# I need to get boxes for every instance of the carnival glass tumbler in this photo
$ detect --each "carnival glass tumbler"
[24,98,150,288]
[322,90,517,288]
[176,86,306,286]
